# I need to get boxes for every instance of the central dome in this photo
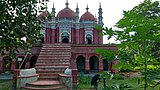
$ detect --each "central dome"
[80,11,95,21]
[56,8,76,19]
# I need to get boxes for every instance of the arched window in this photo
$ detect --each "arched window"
[2,56,12,73]
[89,56,99,72]
[76,56,85,72]
[86,34,92,44]
[61,32,69,43]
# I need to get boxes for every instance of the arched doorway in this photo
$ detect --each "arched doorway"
[86,34,92,44]
[103,59,108,71]
[30,56,38,68]
[76,56,85,72]
[89,56,99,72]
[61,32,69,43]
[2,56,12,73]
[16,56,25,69]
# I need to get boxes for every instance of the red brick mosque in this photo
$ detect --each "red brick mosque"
[0,1,117,76]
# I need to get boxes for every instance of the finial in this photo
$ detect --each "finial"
[46,2,48,10]
[99,3,101,8]
[86,4,89,12]
[76,2,78,8]
[65,0,69,8]
[53,2,54,8]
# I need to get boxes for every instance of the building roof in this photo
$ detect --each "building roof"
[80,11,95,21]
[56,7,76,19]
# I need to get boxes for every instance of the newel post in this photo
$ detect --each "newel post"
[13,69,20,90]
[72,69,78,90]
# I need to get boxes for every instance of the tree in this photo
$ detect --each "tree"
[99,0,160,90]
[0,0,47,62]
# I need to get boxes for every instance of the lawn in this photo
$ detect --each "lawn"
[78,75,160,90]
[0,79,12,90]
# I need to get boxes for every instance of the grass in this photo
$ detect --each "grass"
[78,76,160,90]
[0,79,12,90]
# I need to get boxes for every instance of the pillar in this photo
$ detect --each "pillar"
[85,60,90,73]
[98,60,103,72]
[112,59,118,73]
[11,60,16,72]
[72,69,78,90]
[0,60,2,73]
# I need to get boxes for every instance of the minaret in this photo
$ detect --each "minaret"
[75,3,79,23]
[75,3,80,30]
[52,2,56,22]
[98,3,103,26]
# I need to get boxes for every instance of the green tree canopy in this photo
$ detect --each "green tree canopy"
[0,0,47,58]
[99,0,160,90]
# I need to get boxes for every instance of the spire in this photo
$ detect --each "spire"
[45,1,48,11]
[65,0,69,8]
[99,2,101,8]
[98,3,103,26]
[75,2,79,23]
[52,2,56,17]
[86,4,89,12]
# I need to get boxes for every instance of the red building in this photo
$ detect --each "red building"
[0,1,117,75]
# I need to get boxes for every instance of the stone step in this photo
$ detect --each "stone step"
[41,48,71,50]
[44,43,71,46]
[35,64,69,66]
[40,52,71,55]
[21,80,67,90]
[37,60,70,64]
[36,66,68,70]
[38,76,59,80]
[38,54,70,57]
[37,57,70,60]
[40,49,71,52]
[36,70,64,74]
[36,68,66,71]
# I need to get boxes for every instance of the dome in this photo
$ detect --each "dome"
[56,8,76,19]
[38,11,49,19]
[80,11,95,21]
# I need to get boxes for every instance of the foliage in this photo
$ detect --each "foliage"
[97,0,160,90]
[96,48,116,62]
[103,83,133,90]
[0,0,47,59]
[113,60,132,72]
[78,75,91,85]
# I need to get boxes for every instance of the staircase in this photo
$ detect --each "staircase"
[21,43,71,90]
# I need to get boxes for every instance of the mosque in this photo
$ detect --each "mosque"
[0,1,117,77]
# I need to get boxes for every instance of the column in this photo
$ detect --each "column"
[11,60,16,72]
[0,60,2,73]
[98,60,103,72]
[85,60,90,73]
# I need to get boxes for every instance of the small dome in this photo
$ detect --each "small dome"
[80,12,95,21]
[56,8,76,19]
[38,11,49,19]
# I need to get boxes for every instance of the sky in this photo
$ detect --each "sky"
[46,0,159,44]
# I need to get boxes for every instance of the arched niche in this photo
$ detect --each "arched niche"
[76,56,85,72]
[89,56,99,72]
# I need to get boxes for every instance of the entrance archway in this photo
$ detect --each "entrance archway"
[76,56,85,72]
[103,59,108,71]
[16,56,25,69]
[61,32,69,43]
[86,34,92,44]
[89,56,99,72]
[2,56,12,73]
[30,56,38,68]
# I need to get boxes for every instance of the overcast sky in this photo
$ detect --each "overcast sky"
[47,0,159,44]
